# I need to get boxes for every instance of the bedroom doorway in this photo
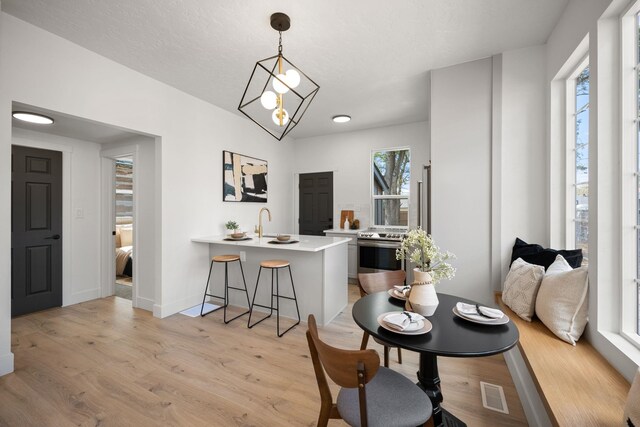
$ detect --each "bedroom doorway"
[114,156,134,301]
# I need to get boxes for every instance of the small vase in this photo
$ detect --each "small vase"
[408,269,439,316]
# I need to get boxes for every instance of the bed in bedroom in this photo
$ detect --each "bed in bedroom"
[115,225,133,277]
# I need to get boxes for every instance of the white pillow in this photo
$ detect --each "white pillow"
[535,255,589,345]
[502,258,545,321]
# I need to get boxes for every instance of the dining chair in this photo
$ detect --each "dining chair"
[357,270,406,367]
[306,314,432,427]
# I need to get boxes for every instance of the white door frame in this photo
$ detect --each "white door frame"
[100,145,139,307]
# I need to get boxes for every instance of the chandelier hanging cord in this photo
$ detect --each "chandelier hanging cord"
[278,31,283,55]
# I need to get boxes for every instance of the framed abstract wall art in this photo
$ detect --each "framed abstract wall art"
[223,150,268,202]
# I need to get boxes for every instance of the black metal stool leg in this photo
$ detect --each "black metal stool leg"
[248,266,274,328]
[201,260,223,317]
[223,259,251,324]
[276,265,301,337]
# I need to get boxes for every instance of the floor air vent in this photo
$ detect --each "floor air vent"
[480,381,509,414]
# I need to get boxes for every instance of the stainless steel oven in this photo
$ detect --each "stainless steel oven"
[357,228,407,275]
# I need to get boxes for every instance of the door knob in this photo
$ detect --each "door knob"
[45,234,61,240]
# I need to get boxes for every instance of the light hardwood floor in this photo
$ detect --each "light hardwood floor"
[1,285,527,426]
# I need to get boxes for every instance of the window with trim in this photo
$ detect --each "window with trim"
[371,148,410,227]
[622,5,640,342]
[566,61,589,264]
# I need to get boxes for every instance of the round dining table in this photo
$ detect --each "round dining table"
[352,292,519,427]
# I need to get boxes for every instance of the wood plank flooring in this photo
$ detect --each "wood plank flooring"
[1,285,528,426]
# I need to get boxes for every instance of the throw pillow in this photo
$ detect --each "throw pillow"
[625,368,640,427]
[535,255,589,345]
[502,258,545,322]
[510,238,583,269]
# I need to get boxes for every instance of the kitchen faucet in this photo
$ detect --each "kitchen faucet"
[258,207,271,238]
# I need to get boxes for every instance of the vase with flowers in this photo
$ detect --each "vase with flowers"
[396,228,455,316]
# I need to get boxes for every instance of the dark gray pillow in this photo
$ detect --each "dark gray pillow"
[510,238,583,269]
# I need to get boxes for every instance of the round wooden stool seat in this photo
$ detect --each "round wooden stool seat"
[212,254,240,263]
[260,259,290,268]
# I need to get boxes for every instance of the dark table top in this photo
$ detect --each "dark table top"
[352,292,519,357]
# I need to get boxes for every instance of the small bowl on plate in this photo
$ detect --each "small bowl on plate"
[276,234,291,242]
[231,232,246,239]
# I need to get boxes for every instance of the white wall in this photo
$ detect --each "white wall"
[11,128,102,306]
[500,45,548,283]
[292,121,429,231]
[430,58,494,304]
[0,12,296,374]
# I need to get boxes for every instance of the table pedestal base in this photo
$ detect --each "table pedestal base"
[417,353,466,427]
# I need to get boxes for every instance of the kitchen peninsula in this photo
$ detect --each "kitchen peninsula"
[191,234,351,326]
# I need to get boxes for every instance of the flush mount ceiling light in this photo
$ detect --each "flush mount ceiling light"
[12,111,54,125]
[238,13,320,141]
[332,115,351,123]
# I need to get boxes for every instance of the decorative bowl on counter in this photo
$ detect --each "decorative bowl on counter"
[231,232,246,239]
[276,234,291,242]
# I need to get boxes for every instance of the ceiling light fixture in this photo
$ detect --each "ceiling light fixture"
[12,111,54,125]
[238,13,319,141]
[332,115,351,123]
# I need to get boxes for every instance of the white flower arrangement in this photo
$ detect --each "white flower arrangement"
[396,228,456,284]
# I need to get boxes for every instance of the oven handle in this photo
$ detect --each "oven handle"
[357,240,401,249]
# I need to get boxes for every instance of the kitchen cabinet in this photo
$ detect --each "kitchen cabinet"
[324,229,359,279]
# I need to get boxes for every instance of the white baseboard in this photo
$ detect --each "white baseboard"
[503,347,553,427]
[64,288,101,306]
[0,352,14,376]
[135,296,154,312]
[153,294,203,319]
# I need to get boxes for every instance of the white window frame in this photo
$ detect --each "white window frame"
[370,146,410,228]
[621,2,640,348]
[565,56,590,252]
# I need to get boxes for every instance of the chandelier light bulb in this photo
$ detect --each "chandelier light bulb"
[272,74,290,94]
[285,69,301,89]
[272,108,289,126]
[260,91,278,109]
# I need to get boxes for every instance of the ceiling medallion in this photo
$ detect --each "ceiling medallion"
[238,13,320,141]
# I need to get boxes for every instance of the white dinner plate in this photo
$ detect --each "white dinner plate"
[452,306,510,325]
[387,288,408,301]
[376,312,432,335]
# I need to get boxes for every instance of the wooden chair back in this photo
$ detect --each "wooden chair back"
[307,314,380,426]
[307,314,380,388]
[357,270,406,297]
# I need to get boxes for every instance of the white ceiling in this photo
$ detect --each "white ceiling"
[12,102,143,144]
[2,0,568,139]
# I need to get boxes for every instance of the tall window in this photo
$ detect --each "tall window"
[372,148,410,227]
[634,12,640,335]
[574,65,590,263]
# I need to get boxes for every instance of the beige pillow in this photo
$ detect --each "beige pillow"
[625,368,640,426]
[119,227,133,247]
[502,258,545,321]
[535,255,588,345]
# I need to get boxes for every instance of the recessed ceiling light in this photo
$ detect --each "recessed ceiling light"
[12,111,54,125]
[332,115,351,123]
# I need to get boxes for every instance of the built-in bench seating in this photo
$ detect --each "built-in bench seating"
[496,293,630,426]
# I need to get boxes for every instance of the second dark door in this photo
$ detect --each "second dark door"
[299,172,333,236]
[12,145,63,316]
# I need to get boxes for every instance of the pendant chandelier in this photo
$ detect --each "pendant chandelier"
[238,13,320,141]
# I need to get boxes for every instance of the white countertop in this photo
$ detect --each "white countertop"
[191,234,351,252]
[323,228,362,235]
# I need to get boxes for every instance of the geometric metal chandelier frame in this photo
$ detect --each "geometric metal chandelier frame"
[238,13,320,141]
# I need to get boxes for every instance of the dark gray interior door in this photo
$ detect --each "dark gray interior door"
[299,172,333,236]
[12,145,63,316]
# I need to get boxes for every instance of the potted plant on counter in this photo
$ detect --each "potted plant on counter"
[396,228,455,316]
[225,220,244,239]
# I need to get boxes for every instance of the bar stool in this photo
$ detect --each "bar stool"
[200,254,250,323]
[247,259,301,337]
